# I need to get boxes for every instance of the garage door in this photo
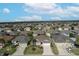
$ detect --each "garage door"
[43,43,50,45]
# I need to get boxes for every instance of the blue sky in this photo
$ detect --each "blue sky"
[0,3,79,22]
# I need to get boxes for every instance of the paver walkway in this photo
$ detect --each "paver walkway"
[42,43,54,56]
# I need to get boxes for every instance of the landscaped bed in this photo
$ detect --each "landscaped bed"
[71,48,79,55]
[50,42,59,55]
[24,45,43,55]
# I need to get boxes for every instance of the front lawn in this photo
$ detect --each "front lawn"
[71,48,79,55]
[0,45,16,56]
[50,42,59,55]
[24,45,43,55]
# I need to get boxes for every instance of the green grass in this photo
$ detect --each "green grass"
[71,48,79,55]
[24,45,43,55]
[0,45,16,55]
[50,42,59,55]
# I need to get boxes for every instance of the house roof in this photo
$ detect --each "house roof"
[0,35,15,41]
[33,30,45,35]
[35,35,50,43]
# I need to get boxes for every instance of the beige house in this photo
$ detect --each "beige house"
[46,32,51,37]
[4,27,12,33]
[24,27,31,31]
[63,24,70,30]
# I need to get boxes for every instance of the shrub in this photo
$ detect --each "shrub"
[69,32,74,37]
[50,42,59,55]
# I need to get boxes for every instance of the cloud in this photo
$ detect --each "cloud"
[51,17,62,21]
[3,8,10,14]
[24,3,73,18]
[66,6,79,13]
[25,3,56,10]
[22,3,77,21]
[64,6,79,18]
[24,3,57,14]
[50,6,79,18]
[24,3,79,19]
[15,15,43,21]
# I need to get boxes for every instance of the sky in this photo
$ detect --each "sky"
[0,3,79,22]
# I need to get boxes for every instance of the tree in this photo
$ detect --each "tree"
[27,32,33,37]
[32,39,37,46]
[71,26,74,30]
[32,39,37,51]
[27,31,33,46]
[27,31,37,51]
[0,39,5,43]
[69,32,74,37]
[27,39,32,46]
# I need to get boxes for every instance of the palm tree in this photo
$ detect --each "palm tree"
[32,39,37,46]
[32,38,37,51]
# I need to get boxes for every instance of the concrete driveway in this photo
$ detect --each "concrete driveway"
[12,43,27,56]
[55,43,74,56]
[42,43,54,56]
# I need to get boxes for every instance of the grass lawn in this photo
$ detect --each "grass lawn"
[50,42,59,55]
[24,45,43,55]
[0,45,16,55]
[71,48,79,55]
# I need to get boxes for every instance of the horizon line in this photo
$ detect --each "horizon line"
[0,20,79,24]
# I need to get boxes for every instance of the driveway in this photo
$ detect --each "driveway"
[42,43,54,56]
[55,43,74,56]
[12,43,27,56]
[12,36,27,56]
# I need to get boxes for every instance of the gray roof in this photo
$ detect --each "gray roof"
[33,30,45,35]
[35,35,50,43]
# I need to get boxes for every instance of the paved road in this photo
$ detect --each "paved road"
[12,36,27,56]
[55,43,74,56]
[42,43,54,56]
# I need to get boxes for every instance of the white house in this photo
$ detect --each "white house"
[58,27,63,31]
[17,29,21,32]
